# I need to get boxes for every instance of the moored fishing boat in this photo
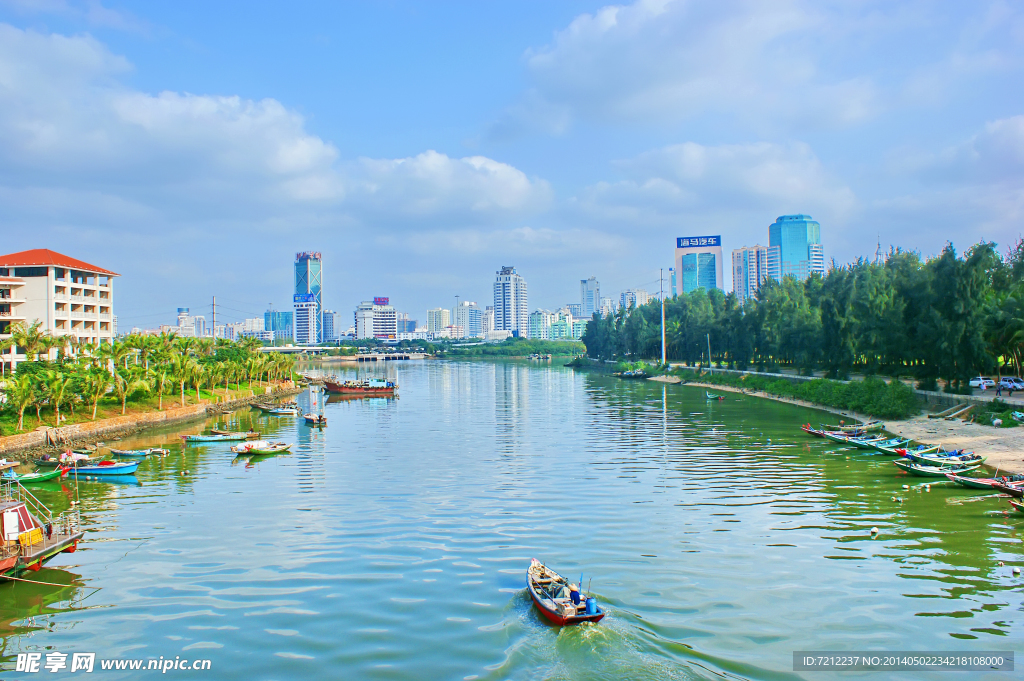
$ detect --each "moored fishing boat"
[893,459,981,477]
[862,437,910,453]
[993,480,1024,498]
[303,413,327,426]
[1010,499,1024,513]
[33,452,92,468]
[844,435,889,450]
[944,472,1024,491]
[0,476,83,578]
[876,443,940,457]
[73,460,141,476]
[705,391,725,401]
[906,449,986,466]
[526,559,604,625]
[230,440,269,454]
[820,430,874,446]
[1,464,69,484]
[242,442,292,456]
[182,433,248,443]
[323,377,398,395]
[211,429,262,439]
[822,420,884,432]
[109,447,170,458]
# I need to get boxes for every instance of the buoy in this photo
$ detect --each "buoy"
[1014,567,1021,575]
[902,484,909,489]
[891,496,897,502]
[870,527,878,535]
[998,561,1005,567]
[925,484,931,491]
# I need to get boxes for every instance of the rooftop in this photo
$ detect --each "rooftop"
[0,249,119,276]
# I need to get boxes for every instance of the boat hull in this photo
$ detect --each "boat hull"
[944,473,1005,490]
[73,461,140,476]
[1,533,84,578]
[527,578,605,626]
[3,468,67,484]
[323,381,396,395]
[893,459,980,477]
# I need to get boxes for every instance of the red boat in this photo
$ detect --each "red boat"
[323,378,398,395]
[0,470,83,578]
[527,559,604,626]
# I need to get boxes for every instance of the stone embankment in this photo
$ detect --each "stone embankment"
[0,384,303,461]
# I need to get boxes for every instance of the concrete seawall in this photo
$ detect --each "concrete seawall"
[0,386,303,459]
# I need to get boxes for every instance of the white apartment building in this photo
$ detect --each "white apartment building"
[528,309,557,340]
[454,301,482,338]
[354,298,397,339]
[732,245,769,305]
[493,266,528,337]
[426,308,450,335]
[0,249,118,371]
[294,299,319,345]
[620,289,650,310]
[580,277,600,318]
[481,306,494,334]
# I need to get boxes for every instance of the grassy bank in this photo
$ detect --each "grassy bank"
[674,368,919,420]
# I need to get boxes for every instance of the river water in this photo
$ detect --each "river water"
[2,360,1021,679]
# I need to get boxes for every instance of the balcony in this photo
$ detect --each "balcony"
[71,311,86,320]
[71,295,87,302]
[100,313,112,321]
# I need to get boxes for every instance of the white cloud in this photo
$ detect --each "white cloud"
[0,24,549,230]
[491,0,882,136]
[577,140,856,225]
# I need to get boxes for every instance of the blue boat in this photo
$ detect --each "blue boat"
[71,461,140,476]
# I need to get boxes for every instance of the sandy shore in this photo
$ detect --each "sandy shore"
[654,378,1024,474]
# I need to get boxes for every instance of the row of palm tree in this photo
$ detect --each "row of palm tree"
[1,323,296,432]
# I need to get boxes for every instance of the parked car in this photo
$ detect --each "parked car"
[998,377,1024,390]
[969,376,996,388]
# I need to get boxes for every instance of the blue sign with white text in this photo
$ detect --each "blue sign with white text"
[677,235,721,248]
[293,293,316,303]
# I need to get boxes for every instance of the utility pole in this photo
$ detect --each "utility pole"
[707,333,712,372]
[660,268,666,365]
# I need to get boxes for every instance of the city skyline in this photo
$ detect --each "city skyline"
[1,2,1021,330]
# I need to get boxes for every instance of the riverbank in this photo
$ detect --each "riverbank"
[654,377,1024,475]
[0,384,303,461]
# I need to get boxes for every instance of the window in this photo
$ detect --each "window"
[55,268,66,280]
[14,267,47,277]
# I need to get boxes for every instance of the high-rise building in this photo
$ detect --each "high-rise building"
[426,308,450,335]
[264,309,293,342]
[766,215,825,282]
[493,266,528,337]
[675,236,724,295]
[481,306,495,334]
[567,303,582,318]
[0,249,118,371]
[322,309,337,342]
[732,245,769,305]
[528,309,557,340]
[454,301,482,338]
[355,297,397,339]
[294,252,323,344]
[396,313,417,334]
[294,297,319,345]
[620,289,650,310]
[580,277,600,318]
[599,297,615,317]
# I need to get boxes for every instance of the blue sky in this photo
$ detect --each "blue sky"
[1,0,1022,330]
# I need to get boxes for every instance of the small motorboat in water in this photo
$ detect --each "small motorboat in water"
[526,559,604,625]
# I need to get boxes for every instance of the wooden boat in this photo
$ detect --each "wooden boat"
[893,459,981,477]
[241,442,292,456]
[876,443,940,457]
[182,433,248,443]
[945,472,1024,491]
[303,413,327,426]
[73,460,141,476]
[33,452,93,468]
[705,391,725,401]
[211,429,261,439]
[323,378,398,395]
[821,431,879,446]
[230,440,269,454]
[266,407,298,416]
[845,435,890,450]
[822,420,884,432]
[0,476,84,578]
[1010,499,1024,513]
[906,449,986,466]
[1,467,68,484]
[527,559,604,625]
[862,437,909,452]
[993,481,1024,498]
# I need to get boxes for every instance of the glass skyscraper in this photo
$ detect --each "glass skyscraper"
[294,252,322,344]
[767,215,825,282]
[674,236,723,295]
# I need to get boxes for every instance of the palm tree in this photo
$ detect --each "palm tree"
[6,374,36,430]
[10,320,50,361]
[172,352,196,407]
[83,366,112,420]
[0,335,13,377]
[111,364,151,415]
[45,369,72,426]
[190,361,207,402]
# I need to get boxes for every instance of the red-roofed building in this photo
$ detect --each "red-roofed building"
[0,249,118,371]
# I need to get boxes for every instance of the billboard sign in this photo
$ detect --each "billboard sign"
[293,293,316,303]
[677,236,721,248]
[373,297,389,306]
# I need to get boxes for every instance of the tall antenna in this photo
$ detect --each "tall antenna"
[874,235,882,264]
[212,296,216,337]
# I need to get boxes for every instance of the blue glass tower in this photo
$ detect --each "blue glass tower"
[767,215,824,282]
[294,252,323,344]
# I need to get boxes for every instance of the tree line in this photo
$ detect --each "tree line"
[581,241,1024,390]
[1,322,296,432]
